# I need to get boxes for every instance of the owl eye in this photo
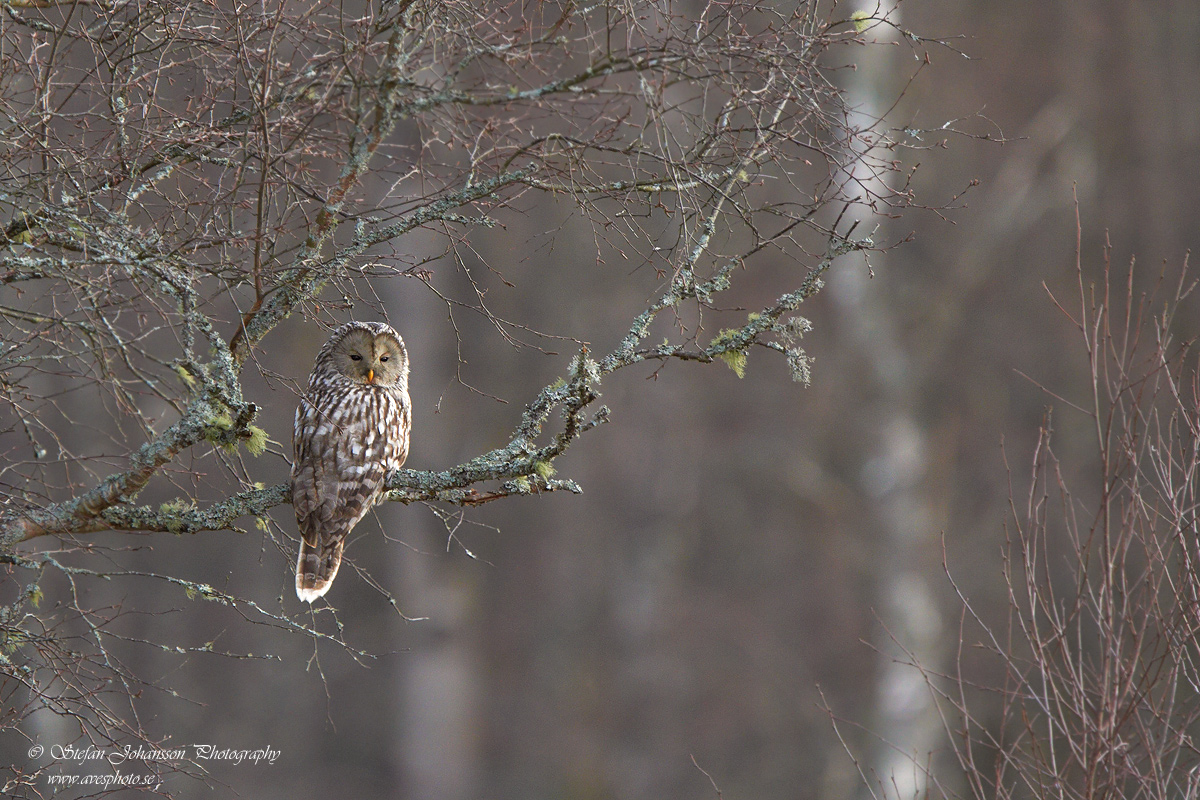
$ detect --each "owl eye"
[349,354,363,361]
[380,355,389,362]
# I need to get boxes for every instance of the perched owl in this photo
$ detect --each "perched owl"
[291,321,411,602]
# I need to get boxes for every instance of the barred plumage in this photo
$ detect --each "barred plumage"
[291,321,411,602]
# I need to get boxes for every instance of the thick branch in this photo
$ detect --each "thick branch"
[0,397,259,546]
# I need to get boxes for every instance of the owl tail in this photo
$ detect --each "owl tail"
[296,537,345,603]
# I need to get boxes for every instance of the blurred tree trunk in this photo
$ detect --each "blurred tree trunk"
[834,3,945,796]
[391,515,482,800]
[387,285,482,800]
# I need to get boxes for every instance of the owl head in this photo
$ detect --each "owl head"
[316,321,409,389]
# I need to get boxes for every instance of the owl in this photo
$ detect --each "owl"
[291,321,411,602]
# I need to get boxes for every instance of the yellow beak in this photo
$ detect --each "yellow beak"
[367,369,375,384]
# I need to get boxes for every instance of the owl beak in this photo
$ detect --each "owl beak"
[366,369,375,384]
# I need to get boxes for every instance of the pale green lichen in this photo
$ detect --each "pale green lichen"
[569,355,601,384]
[174,364,197,388]
[160,498,195,532]
[1,624,30,656]
[773,316,814,384]
[709,328,748,378]
[773,316,813,339]
[160,498,195,515]
[716,350,747,379]
[204,410,236,452]
[786,349,814,386]
[210,415,243,454]
[245,425,269,456]
[532,460,556,480]
[184,583,217,601]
